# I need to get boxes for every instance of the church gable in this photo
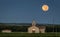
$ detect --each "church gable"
[28,20,39,33]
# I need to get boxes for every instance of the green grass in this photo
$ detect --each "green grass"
[0,32,60,37]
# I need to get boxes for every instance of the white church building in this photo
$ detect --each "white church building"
[28,20,46,33]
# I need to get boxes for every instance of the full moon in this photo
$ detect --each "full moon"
[42,5,49,12]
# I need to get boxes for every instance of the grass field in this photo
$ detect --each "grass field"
[0,32,60,37]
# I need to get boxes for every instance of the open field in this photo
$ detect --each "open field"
[0,32,60,37]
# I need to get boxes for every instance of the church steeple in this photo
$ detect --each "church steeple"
[32,19,36,26]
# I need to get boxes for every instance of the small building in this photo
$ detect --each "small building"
[39,26,46,33]
[2,29,12,33]
[28,20,46,33]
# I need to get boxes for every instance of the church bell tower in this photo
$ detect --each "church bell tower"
[32,20,36,26]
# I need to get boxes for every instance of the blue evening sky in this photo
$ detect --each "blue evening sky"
[0,0,60,24]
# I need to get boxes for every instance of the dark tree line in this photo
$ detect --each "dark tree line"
[0,25,29,32]
[0,24,60,32]
[46,25,60,32]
